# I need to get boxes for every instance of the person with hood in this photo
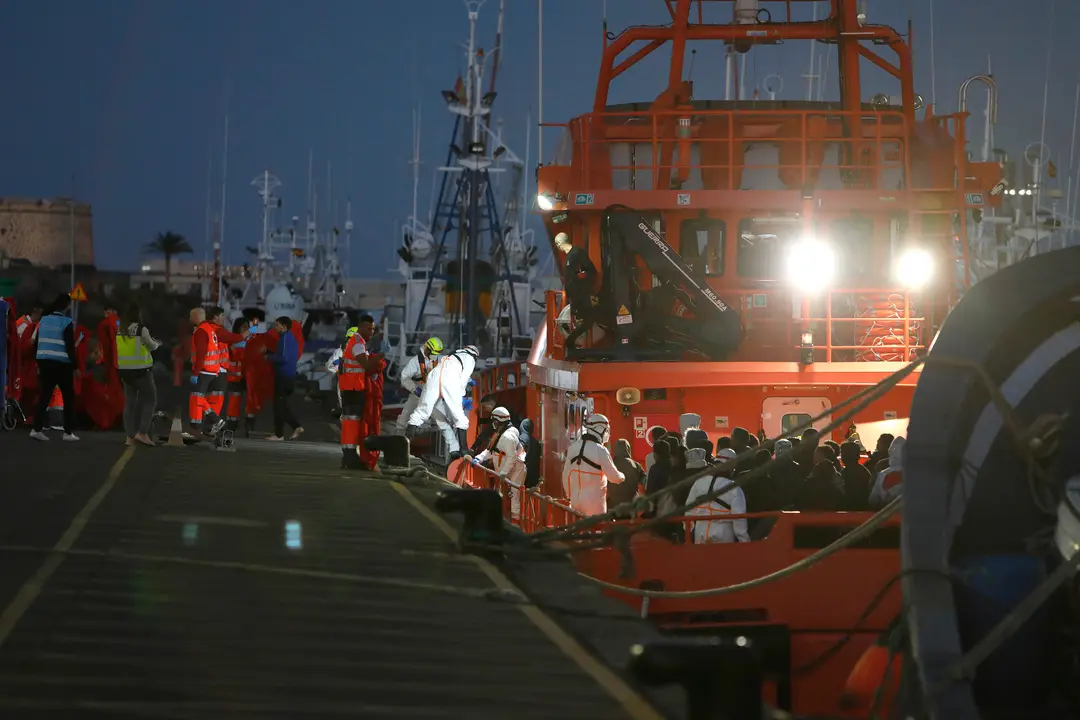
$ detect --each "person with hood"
[644,438,673,517]
[766,438,804,509]
[644,425,668,472]
[868,436,905,508]
[518,418,543,489]
[407,344,479,459]
[685,447,750,543]
[796,445,847,511]
[395,336,445,435]
[840,440,873,510]
[115,304,160,447]
[610,438,645,517]
[467,406,526,520]
[562,413,625,516]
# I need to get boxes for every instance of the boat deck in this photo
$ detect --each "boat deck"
[0,430,679,720]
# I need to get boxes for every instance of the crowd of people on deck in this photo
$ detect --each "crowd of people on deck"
[548,411,906,544]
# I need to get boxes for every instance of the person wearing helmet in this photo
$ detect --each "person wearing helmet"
[324,326,359,423]
[394,337,445,435]
[466,406,527,521]
[562,412,625,516]
[407,344,479,458]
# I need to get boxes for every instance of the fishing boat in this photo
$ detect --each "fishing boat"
[380,0,558,449]
[448,0,1012,715]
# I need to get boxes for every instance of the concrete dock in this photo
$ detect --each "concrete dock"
[0,426,679,720]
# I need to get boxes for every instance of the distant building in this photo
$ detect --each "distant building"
[0,197,94,268]
[131,258,213,295]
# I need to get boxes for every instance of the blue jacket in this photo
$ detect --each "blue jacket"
[267,330,299,378]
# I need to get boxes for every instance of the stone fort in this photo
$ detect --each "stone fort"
[0,197,95,267]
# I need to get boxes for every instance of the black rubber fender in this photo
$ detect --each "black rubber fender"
[903,246,1080,719]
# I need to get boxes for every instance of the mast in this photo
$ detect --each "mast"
[218,114,229,305]
[202,152,213,303]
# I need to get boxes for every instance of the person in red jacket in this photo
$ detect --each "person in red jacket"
[14,303,42,424]
[356,320,386,469]
[97,306,120,387]
[224,317,250,432]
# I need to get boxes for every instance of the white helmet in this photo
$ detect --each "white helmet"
[491,406,511,425]
[460,345,480,358]
[584,413,610,439]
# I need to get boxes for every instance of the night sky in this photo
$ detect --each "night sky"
[1,0,1076,275]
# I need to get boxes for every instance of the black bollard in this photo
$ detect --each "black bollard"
[434,488,504,553]
[363,435,411,467]
[628,637,763,720]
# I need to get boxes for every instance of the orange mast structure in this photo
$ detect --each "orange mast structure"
[524,0,1003,482]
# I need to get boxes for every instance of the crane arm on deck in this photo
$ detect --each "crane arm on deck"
[599,207,742,361]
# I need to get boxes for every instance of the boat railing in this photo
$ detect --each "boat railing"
[543,288,926,362]
[546,107,911,192]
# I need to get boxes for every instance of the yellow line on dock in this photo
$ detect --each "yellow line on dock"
[389,481,666,720]
[0,444,136,649]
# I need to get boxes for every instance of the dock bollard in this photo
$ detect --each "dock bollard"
[167,415,185,447]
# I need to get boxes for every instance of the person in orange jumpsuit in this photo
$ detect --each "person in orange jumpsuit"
[14,303,42,424]
[356,321,387,470]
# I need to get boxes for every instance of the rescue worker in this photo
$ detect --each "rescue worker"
[30,293,79,442]
[188,307,228,436]
[207,307,247,420]
[224,317,249,432]
[561,413,625,516]
[465,406,526,521]
[685,447,750,543]
[338,314,383,469]
[395,336,445,434]
[325,326,356,424]
[406,344,480,460]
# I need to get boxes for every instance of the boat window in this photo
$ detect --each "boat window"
[830,216,876,280]
[781,413,812,435]
[679,219,725,276]
[736,218,798,278]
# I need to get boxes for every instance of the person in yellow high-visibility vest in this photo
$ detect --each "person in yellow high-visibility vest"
[115,304,161,446]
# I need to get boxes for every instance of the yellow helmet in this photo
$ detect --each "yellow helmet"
[424,337,445,354]
[345,326,359,339]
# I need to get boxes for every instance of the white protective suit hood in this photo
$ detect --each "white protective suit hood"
[888,436,905,470]
[685,447,708,470]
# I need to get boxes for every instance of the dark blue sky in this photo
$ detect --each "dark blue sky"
[1,0,1076,274]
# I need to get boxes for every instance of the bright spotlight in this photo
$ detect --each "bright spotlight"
[536,193,554,211]
[785,236,837,293]
[895,247,934,289]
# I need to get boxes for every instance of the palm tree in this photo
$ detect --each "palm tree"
[144,231,194,287]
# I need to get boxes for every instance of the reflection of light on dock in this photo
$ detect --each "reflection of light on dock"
[285,520,303,550]
[182,523,198,547]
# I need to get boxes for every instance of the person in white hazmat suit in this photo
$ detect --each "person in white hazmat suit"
[466,406,526,520]
[562,413,625,516]
[407,344,479,459]
[395,337,446,434]
[685,447,750,544]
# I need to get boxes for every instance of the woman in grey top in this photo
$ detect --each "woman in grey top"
[117,304,161,446]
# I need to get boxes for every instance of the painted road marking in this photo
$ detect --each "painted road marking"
[0,444,136,649]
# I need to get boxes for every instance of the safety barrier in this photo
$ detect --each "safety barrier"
[544,287,926,363]
[547,107,911,192]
